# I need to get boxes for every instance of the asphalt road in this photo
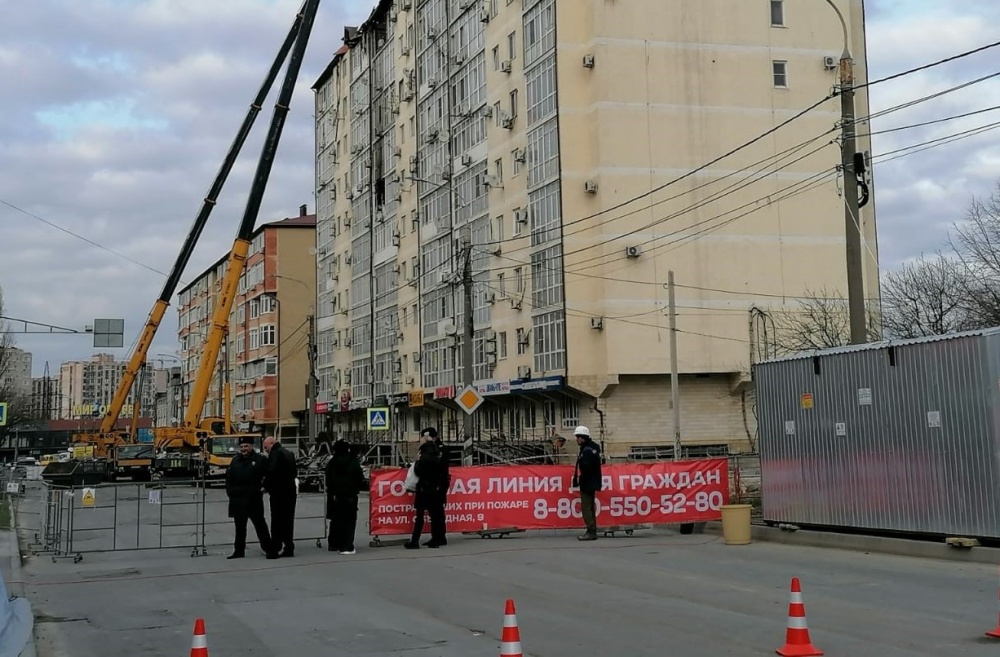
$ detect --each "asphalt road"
[13,483,1000,656]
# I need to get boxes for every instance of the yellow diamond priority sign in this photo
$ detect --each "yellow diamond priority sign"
[456,385,484,415]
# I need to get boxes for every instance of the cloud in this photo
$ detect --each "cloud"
[1,0,372,373]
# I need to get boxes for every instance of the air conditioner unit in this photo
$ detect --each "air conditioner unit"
[427,77,438,89]
[393,359,403,373]
[331,337,339,347]
[582,54,595,68]
[584,180,598,194]
[401,87,414,102]
[427,28,438,39]
[823,55,838,70]
[405,376,415,385]
[392,231,401,246]
[513,148,526,163]
[514,209,528,224]
[412,351,421,363]
[393,145,402,157]
[485,291,497,304]
[461,153,473,166]
[344,336,353,347]
[625,245,642,258]
[479,7,490,22]
[485,175,501,188]
[391,263,401,273]
[345,189,355,200]
[400,0,411,10]
[510,298,522,310]
[409,155,419,173]
[517,366,531,379]
[482,105,493,118]
[427,129,439,143]
[401,45,411,56]
[454,54,466,66]
[344,372,352,384]
[590,317,604,330]
[500,60,512,74]
[500,113,514,129]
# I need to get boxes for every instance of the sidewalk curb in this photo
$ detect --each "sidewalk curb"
[4,497,37,657]
[704,520,1000,564]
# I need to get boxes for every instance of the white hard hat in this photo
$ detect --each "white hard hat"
[574,426,591,438]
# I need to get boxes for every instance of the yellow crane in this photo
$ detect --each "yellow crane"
[67,3,312,480]
[152,0,321,481]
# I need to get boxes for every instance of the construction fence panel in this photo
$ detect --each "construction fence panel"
[29,481,329,562]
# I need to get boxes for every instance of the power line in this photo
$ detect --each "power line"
[0,198,172,278]
[856,37,1000,90]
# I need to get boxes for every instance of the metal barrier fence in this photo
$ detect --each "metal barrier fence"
[27,480,328,563]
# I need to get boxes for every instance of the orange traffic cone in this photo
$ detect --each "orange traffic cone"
[776,578,823,657]
[986,567,1000,638]
[499,599,523,657]
[190,618,209,657]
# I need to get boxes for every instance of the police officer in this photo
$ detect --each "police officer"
[225,436,278,559]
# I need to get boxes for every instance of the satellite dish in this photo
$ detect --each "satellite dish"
[439,320,457,336]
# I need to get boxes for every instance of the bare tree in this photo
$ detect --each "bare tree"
[880,254,975,339]
[951,183,1000,328]
[772,288,881,354]
[0,288,31,429]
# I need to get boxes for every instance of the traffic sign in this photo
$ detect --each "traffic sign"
[81,488,96,508]
[456,385,485,415]
[367,407,390,431]
[0,402,6,426]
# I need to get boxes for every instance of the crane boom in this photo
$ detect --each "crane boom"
[88,11,307,444]
[184,0,321,427]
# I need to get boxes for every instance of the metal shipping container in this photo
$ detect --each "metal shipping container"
[754,328,1000,538]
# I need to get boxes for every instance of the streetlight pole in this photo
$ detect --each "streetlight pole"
[824,0,866,344]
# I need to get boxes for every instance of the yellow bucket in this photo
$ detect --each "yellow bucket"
[720,504,752,545]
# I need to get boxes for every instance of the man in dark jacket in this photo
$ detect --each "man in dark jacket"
[325,440,367,554]
[263,436,298,557]
[225,436,278,559]
[420,427,450,546]
[404,439,448,549]
[573,425,602,541]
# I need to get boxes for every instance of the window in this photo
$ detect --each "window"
[509,89,518,117]
[516,328,527,355]
[265,357,278,376]
[507,32,516,60]
[249,328,260,350]
[493,101,502,127]
[499,331,508,359]
[260,294,276,314]
[772,61,788,87]
[514,267,524,294]
[498,273,506,297]
[494,214,505,244]
[249,297,260,319]
[493,45,500,71]
[770,0,784,26]
[260,324,276,346]
[495,157,503,183]
[512,149,522,176]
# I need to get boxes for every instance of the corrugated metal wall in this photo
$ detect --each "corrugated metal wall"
[755,330,1000,537]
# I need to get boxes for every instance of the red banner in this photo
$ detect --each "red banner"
[368,459,729,536]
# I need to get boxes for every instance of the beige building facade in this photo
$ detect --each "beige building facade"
[177,209,317,443]
[312,0,877,457]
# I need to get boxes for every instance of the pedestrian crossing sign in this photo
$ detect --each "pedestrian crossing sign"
[0,402,6,427]
[367,407,390,431]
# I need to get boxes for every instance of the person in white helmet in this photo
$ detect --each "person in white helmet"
[572,425,602,540]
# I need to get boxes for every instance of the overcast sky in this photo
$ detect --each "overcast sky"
[1,0,999,376]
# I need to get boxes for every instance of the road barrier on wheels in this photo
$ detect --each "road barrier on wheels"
[367,458,729,545]
[28,480,328,562]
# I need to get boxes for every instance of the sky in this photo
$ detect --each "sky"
[1,0,999,377]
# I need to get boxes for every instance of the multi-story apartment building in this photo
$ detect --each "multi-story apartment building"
[312,0,878,457]
[58,354,157,420]
[0,347,32,399]
[30,375,62,420]
[177,208,317,443]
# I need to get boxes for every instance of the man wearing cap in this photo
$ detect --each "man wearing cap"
[225,437,278,559]
[572,426,602,541]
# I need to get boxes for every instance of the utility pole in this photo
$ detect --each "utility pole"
[826,0,866,344]
[668,271,681,461]
[460,228,475,443]
[306,314,317,443]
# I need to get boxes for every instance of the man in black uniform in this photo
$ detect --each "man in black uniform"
[420,426,450,546]
[225,436,278,559]
[263,436,298,557]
